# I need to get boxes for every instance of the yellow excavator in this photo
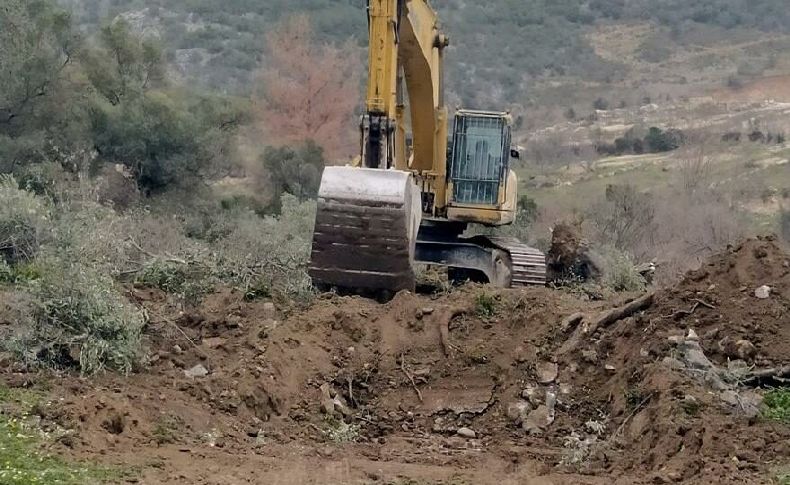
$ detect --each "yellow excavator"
[309,0,546,294]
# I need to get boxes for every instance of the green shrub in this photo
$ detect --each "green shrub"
[762,389,790,424]
[0,175,51,265]
[8,261,145,375]
[214,194,316,304]
[474,292,498,318]
[136,260,214,304]
[0,260,12,284]
[593,246,647,292]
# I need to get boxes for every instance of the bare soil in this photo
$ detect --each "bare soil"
[2,237,789,484]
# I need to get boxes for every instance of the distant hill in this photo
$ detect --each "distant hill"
[57,0,790,113]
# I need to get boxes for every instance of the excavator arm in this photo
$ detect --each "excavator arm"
[363,0,449,209]
[310,0,449,294]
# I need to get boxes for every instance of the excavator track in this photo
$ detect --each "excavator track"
[488,237,547,287]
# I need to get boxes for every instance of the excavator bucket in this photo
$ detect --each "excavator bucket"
[309,167,422,293]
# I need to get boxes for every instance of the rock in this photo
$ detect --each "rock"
[536,361,559,384]
[739,391,763,418]
[735,340,757,360]
[686,328,699,341]
[332,397,352,417]
[456,427,476,439]
[667,335,685,345]
[720,390,762,417]
[184,364,209,378]
[679,340,714,371]
[604,364,616,373]
[202,337,226,349]
[521,385,543,407]
[754,285,771,299]
[172,344,183,354]
[581,349,598,363]
[506,401,532,424]
[703,328,720,340]
[513,344,537,364]
[421,307,434,315]
[262,302,277,319]
[319,383,335,415]
[522,405,554,436]
[544,389,557,419]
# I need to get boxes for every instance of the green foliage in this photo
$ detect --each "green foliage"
[594,245,647,292]
[214,194,317,304]
[84,20,165,104]
[8,261,145,375]
[644,127,685,153]
[598,127,685,156]
[474,292,498,318]
[593,98,610,111]
[262,141,326,209]
[135,260,214,304]
[761,389,790,424]
[0,385,117,484]
[0,176,51,265]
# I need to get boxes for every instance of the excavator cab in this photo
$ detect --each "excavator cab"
[446,110,517,226]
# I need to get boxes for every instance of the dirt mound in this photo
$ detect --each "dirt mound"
[2,237,789,483]
[551,236,790,482]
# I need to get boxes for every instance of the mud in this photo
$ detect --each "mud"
[1,237,789,484]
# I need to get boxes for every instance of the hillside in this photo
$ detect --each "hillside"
[56,0,790,113]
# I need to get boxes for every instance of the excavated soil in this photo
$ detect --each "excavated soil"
[1,237,789,484]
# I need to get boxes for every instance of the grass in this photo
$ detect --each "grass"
[474,292,498,318]
[0,385,120,484]
[761,389,790,424]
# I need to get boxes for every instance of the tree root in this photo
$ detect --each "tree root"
[559,292,655,356]
[434,304,473,357]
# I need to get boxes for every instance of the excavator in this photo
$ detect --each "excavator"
[309,0,546,295]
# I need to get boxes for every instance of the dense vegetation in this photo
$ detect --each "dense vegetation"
[55,0,790,107]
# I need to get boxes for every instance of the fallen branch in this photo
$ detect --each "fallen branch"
[560,312,585,333]
[691,298,716,310]
[742,365,790,386]
[559,292,655,356]
[400,354,423,403]
[662,302,700,320]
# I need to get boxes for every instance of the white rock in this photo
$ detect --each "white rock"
[536,361,559,384]
[456,427,476,439]
[754,285,771,299]
[184,364,209,378]
[686,328,700,341]
[506,401,532,424]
